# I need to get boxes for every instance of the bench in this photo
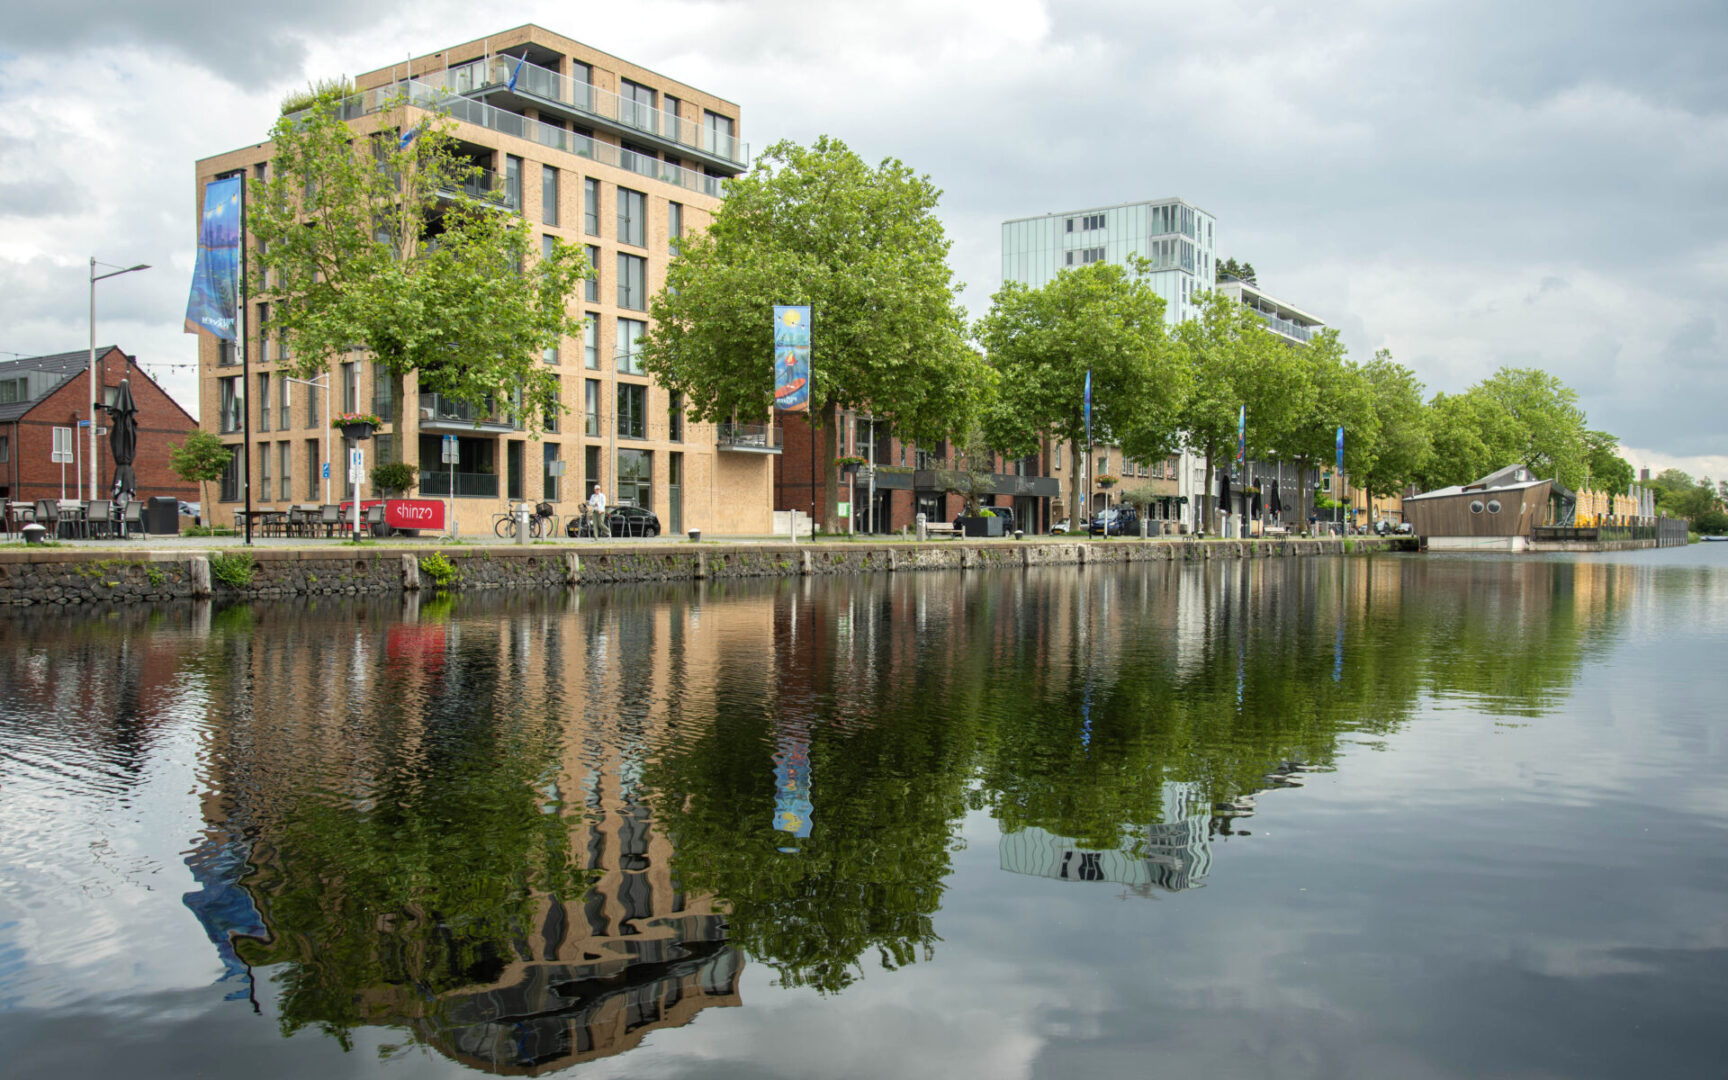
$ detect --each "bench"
[924,522,959,538]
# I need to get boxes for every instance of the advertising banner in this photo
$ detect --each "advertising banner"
[185,176,243,340]
[1237,405,1247,465]
[1336,426,1345,473]
[773,305,811,412]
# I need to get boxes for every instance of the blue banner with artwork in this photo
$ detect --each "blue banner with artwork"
[1336,426,1345,473]
[1237,405,1247,465]
[184,176,243,340]
[772,735,813,841]
[773,305,811,412]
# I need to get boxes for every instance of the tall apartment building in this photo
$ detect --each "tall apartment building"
[1001,199,1219,526]
[194,25,773,535]
[1214,277,1324,346]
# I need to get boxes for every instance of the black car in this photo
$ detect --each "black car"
[1089,507,1140,536]
[566,504,662,538]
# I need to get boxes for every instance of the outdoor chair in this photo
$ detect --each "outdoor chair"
[122,500,146,537]
[286,506,309,538]
[318,504,342,537]
[34,500,61,538]
[364,504,386,535]
[86,499,114,539]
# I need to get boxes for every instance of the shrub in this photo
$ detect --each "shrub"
[209,551,257,589]
[419,551,460,588]
[371,460,419,496]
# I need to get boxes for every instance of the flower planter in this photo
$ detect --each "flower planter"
[338,422,375,441]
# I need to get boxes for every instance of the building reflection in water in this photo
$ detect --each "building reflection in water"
[999,782,1214,894]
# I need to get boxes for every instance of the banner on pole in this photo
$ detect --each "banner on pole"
[773,305,811,412]
[1237,405,1246,465]
[184,176,243,340]
[1084,370,1093,447]
[1336,426,1345,473]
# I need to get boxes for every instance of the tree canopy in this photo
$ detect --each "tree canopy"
[1356,350,1432,499]
[250,92,588,450]
[976,258,1187,523]
[1419,367,1591,490]
[638,137,986,527]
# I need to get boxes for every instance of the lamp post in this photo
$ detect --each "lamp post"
[283,374,331,503]
[89,258,151,499]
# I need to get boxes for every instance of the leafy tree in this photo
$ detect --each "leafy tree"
[1421,390,1520,488]
[639,137,986,530]
[168,428,233,512]
[1647,467,1723,522]
[1269,330,1378,528]
[1215,257,1257,285]
[977,258,1188,525]
[251,91,588,460]
[1472,368,1589,488]
[1583,430,1635,495]
[1175,292,1309,526]
[1356,350,1431,505]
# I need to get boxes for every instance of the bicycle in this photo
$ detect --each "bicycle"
[565,505,612,539]
[493,502,558,539]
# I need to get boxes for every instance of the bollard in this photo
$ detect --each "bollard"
[515,504,530,546]
[916,512,928,542]
[688,529,701,542]
[565,552,581,584]
[401,553,421,591]
[190,555,212,597]
[21,523,47,545]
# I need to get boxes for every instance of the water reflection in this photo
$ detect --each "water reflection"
[0,554,1644,1075]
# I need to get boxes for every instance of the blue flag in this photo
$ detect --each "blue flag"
[1084,370,1092,446]
[506,54,526,92]
[1237,405,1246,465]
[1336,426,1345,473]
[184,176,242,340]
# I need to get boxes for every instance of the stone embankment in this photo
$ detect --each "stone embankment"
[0,536,1409,608]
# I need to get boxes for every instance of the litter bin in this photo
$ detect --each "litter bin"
[146,496,180,536]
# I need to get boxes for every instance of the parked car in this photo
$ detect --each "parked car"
[566,504,662,538]
[1090,507,1140,536]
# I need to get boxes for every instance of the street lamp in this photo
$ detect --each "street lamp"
[89,258,151,499]
[283,374,331,503]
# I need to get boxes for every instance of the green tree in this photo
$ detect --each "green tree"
[1421,389,1520,488]
[1216,257,1257,285]
[168,428,233,513]
[1270,330,1378,528]
[639,137,986,530]
[976,259,1188,525]
[1583,430,1635,495]
[1175,292,1310,527]
[1472,368,1589,488]
[250,91,588,460]
[1356,350,1431,507]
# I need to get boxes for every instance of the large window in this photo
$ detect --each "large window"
[663,95,681,138]
[279,442,292,502]
[584,317,600,370]
[703,111,735,157]
[617,448,651,509]
[306,440,320,499]
[669,390,683,442]
[219,377,242,434]
[306,377,319,426]
[668,201,683,256]
[616,383,647,439]
[544,374,560,433]
[584,244,600,302]
[617,253,646,310]
[372,362,393,416]
[542,442,560,502]
[584,178,600,236]
[278,377,291,430]
[0,435,8,463]
[341,362,357,413]
[219,450,241,502]
[504,154,522,210]
[257,373,271,432]
[620,78,656,131]
[541,164,559,226]
[617,188,646,247]
[585,378,601,435]
[616,318,647,375]
[259,444,271,501]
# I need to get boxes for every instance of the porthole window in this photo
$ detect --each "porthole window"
[1486,499,1502,514]
[1470,500,1485,514]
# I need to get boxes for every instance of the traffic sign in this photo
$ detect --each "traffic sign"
[321,462,330,480]
[442,434,459,464]
[348,447,365,484]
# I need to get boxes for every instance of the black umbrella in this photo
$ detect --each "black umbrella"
[1251,485,1262,519]
[1271,479,1283,517]
[106,378,138,501]
[1217,470,1232,521]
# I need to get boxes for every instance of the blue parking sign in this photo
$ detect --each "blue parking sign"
[322,462,330,480]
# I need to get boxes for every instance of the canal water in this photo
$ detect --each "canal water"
[1,549,1725,1078]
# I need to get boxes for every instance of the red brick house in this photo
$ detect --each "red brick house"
[0,346,200,505]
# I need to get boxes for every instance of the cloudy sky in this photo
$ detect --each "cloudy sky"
[2,0,1723,476]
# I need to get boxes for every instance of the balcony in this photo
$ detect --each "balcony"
[1250,308,1315,343]
[419,470,500,497]
[425,56,750,171]
[716,422,781,453]
[418,392,516,433]
[437,166,520,211]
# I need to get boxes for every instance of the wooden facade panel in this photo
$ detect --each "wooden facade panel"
[1404,481,1551,538]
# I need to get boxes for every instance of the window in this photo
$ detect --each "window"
[584,317,600,370]
[584,178,600,236]
[668,202,683,256]
[258,442,271,501]
[1065,218,1074,233]
[1054,443,1062,470]
[570,60,592,106]
[617,253,646,310]
[662,95,681,138]
[584,245,600,302]
[703,111,735,157]
[585,378,601,435]
[279,377,291,430]
[617,188,646,247]
[669,391,683,442]
[219,449,242,502]
[279,441,292,501]
[620,78,656,130]
[372,362,393,416]
[617,318,646,374]
[543,442,561,501]
[256,302,269,359]
[0,435,9,463]
[306,378,319,426]
[617,447,651,508]
[544,375,561,433]
[504,154,522,210]
[1470,499,1485,515]
[541,164,559,226]
[1065,251,1073,266]
[257,374,271,431]
[617,383,647,439]
[254,161,268,182]
[219,377,242,433]
[306,440,320,499]
[341,362,357,413]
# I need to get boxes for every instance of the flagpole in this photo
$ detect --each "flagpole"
[239,175,252,547]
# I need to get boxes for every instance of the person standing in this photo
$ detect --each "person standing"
[587,485,608,538]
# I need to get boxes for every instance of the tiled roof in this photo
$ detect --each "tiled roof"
[0,347,121,423]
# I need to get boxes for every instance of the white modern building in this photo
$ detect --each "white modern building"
[1214,277,1325,345]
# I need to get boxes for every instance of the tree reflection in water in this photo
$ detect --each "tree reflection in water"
[138,555,1627,1070]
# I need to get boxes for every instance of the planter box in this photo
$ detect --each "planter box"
[337,422,376,441]
[958,516,1005,538]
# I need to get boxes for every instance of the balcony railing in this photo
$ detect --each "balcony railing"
[716,422,781,452]
[437,166,519,210]
[289,79,735,199]
[419,471,500,497]
[424,56,749,168]
[418,392,515,432]
[1251,308,1315,343]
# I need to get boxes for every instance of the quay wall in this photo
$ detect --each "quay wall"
[0,537,1409,609]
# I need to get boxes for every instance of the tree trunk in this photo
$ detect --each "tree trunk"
[821,403,840,532]
[1296,461,1309,532]
[390,370,408,468]
[1068,436,1084,530]
[1203,447,1215,534]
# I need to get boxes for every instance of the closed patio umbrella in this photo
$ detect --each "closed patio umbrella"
[1271,479,1283,517]
[1217,470,1232,525]
[106,377,138,502]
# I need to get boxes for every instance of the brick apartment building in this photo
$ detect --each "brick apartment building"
[0,347,199,505]
[194,24,774,535]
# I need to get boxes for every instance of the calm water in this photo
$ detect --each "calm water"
[2,549,1725,1078]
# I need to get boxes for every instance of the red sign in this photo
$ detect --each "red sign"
[337,499,446,531]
